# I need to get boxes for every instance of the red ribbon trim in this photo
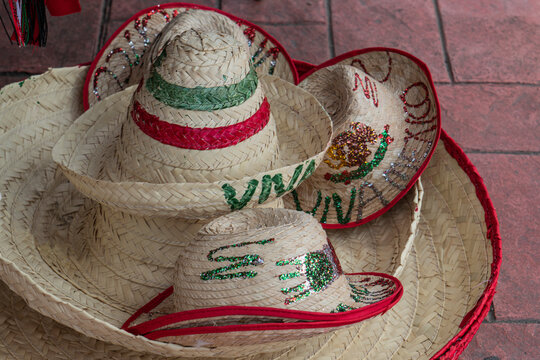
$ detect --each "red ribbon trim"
[131,98,271,150]
[121,272,403,338]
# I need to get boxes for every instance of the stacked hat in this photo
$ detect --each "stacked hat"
[0,3,501,360]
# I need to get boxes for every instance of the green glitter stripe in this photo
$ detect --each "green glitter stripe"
[278,272,301,281]
[146,58,258,111]
[200,238,274,281]
[222,160,316,211]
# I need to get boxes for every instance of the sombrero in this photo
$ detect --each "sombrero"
[53,10,332,219]
[284,49,441,228]
[118,208,402,349]
[0,72,500,357]
[84,2,299,110]
[0,9,500,360]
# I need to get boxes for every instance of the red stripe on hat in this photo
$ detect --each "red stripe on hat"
[131,97,271,150]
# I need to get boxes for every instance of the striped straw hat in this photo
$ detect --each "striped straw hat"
[85,3,298,109]
[285,49,441,228]
[52,9,332,219]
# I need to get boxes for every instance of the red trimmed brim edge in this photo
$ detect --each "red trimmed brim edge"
[294,48,442,230]
[82,2,300,110]
[121,272,403,339]
[430,130,502,360]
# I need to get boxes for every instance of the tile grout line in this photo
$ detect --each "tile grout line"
[95,0,113,56]
[490,319,540,324]
[464,149,540,155]
[432,0,455,83]
[255,21,327,26]
[325,0,336,58]
[435,81,540,87]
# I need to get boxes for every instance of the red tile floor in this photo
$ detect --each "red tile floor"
[1,1,538,359]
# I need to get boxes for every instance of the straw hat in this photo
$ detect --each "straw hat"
[0,23,500,360]
[53,10,332,219]
[285,49,441,228]
[84,3,298,110]
[0,75,500,358]
[118,208,402,348]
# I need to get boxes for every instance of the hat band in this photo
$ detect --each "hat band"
[131,98,271,150]
[146,66,259,111]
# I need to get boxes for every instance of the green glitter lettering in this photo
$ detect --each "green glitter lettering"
[331,303,356,313]
[201,238,275,281]
[222,179,259,211]
[223,160,316,210]
[293,187,357,225]
[258,163,304,204]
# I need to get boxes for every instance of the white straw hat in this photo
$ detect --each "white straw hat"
[53,10,332,220]
[285,49,440,228]
[0,23,500,360]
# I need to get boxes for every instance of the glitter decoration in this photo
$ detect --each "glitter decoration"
[324,122,378,170]
[382,80,437,191]
[350,51,392,83]
[331,276,397,313]
[276,245,341,305]
[200,238,275,281]
[349,277,396,304]
[92,7,177,102]
[331,303,355,313]
[222,160,316,211]
[352,73,379,107]
[93,67,124,101]
[325,125,393,184]
[293,182,388,225]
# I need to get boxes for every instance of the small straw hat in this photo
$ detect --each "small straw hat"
[84,3,298,110]
[285,49,441,228]
[53,10,332,219]
[119,208,402,348]
[0,15,500,360]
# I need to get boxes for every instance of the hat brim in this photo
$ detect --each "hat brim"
[0,68,500,359]
[285,48,441,228]
[84,3,299,110]
[54,74,332,219]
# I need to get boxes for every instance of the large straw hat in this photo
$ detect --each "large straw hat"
[285,49,441,228]
[53,10,332,219]
[0,72,501,358]
[0,16,500,360]
[84,3,298,110]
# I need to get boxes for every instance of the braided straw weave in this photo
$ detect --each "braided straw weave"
[0,66,498,359]
[54,16,332,219]
[85,4,296,109]
[285,50,440,228]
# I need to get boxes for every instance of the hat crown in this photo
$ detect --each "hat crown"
[174,208,351,312]
[117,10,281,184]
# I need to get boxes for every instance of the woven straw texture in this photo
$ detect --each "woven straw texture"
[86,4,296,109]
[0,68,497,359]
[54,73,332,219]
[285,50,439,228]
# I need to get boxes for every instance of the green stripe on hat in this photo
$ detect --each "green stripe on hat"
[146,61,259,111]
